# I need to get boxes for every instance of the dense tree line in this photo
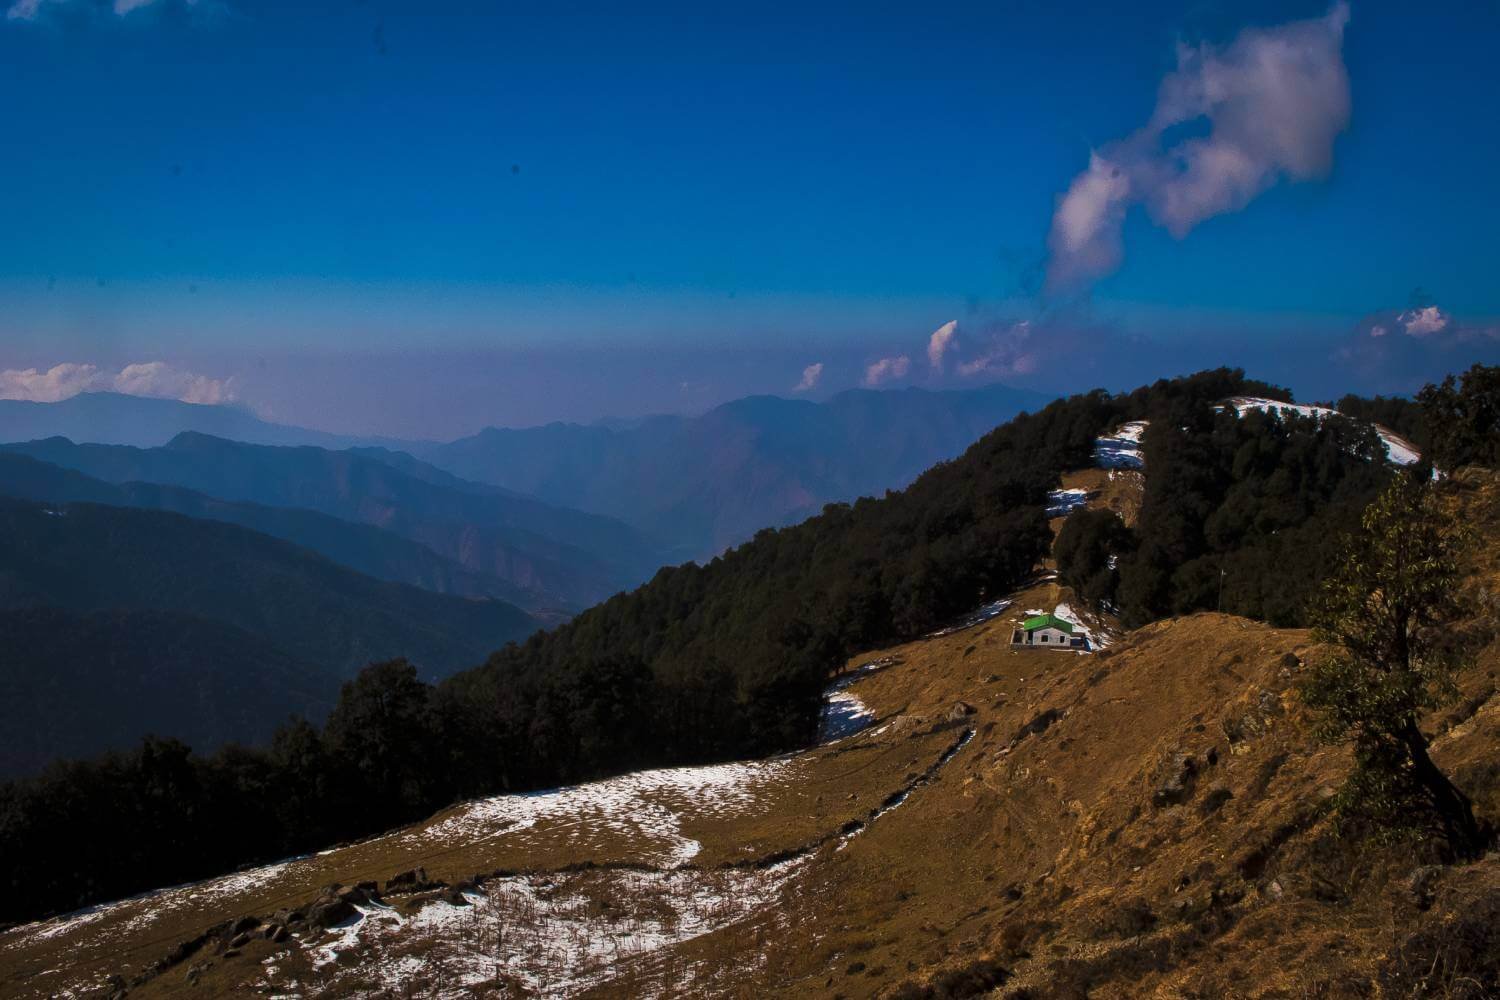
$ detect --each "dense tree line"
[1057,404,1384,627]
[1057,364,1500,628]
[1333,393,1427,453]
[1417,363,1500,471]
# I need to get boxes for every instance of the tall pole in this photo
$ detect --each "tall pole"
[1218,567,1226,613]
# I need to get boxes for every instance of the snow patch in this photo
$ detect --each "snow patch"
[1046,487,1092,518]
[1224,397,1420,466]
[1095,421,1148,469]
[404,758,793,869]
[1050,601,1113,651]
[279,863,811,999]
[928,598,1013,638]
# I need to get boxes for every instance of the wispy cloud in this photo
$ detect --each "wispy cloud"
[792,362,823,393]
[863,355,911,387]
[7,0,194,20]
[0,361,237,404]
[1047,2,1351,291]
[926,320,958,373]
[956,321,1038,378]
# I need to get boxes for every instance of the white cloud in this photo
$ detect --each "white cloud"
[111,361,236,403]
[1398,305,1450,337]
[0,361,236,405]
[0,363,103,402]
[7,0,187,19]
[1369,324,1387,338]
[926,320,959,373]
[863,355,911,387]
[792,362,823,393]
[1047,2,1351,290]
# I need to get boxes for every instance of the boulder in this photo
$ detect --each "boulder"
[948,701,977,721]
[385,867,430,893]
[1152,751,1199,808]
[307,897,356,930]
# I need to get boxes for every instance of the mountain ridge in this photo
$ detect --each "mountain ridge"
[401,382,1056,557]
[0,433,666,612]
[0,451,537,606]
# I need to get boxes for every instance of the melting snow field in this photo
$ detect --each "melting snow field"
[276,862,813,999]
[817,657,896,742]
[1224,397,1421,466]
[406,757,794,868]
[1095,421,1147,469]
[1046,487,1093,517]
[2,854,312,959]
[280,722,979,999]
[6,649,954,999]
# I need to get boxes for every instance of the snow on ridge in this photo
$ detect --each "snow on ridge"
[1095,421,1147,469]
[1223,397,1420,467]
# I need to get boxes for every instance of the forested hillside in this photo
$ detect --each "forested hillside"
[0,608,333,778]
[0,498,537,680]
[0,452,537,605]
[1,433,664,612]
[1119,406,1395,626]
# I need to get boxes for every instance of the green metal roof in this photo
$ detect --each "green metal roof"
[1021,613,1074,634]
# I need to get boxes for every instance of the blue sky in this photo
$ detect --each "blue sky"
[2,0,1497,436]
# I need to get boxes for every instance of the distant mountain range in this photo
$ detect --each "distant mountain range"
[1,383,1052,572]
[0,392,388,450]
[1,433,667,613]
[0,496,539,776]
[0,451,535,606]
[395,384,1055,557]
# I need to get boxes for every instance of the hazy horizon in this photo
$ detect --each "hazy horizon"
[3,1,1498,437]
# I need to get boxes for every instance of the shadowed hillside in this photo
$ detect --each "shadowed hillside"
[1,433,666,613]
[0,452,538,606]
[0,607,333,778]
[0,497,537,681]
